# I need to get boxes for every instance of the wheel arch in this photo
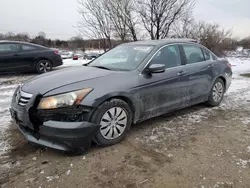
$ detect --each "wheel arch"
[35,58,52,68]
[91,93,140,124]
[213,75,226,90]
[36,57,52,63]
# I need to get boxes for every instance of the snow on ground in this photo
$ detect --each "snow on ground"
[85,49,104,54]
[0,84,17,157]
[60,59,90,67]
[225,57,250,98]
[227,57,250,74]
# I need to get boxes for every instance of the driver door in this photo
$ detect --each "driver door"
[138,45,188,120]
[0,43,20,72]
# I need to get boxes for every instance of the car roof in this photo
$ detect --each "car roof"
[122,38,198,46]
[0,40,47,48]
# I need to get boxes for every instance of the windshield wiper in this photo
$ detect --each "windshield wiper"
[91,66,112,70]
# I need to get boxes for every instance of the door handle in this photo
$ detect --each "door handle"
[177,71,186,76]
[208,64,214,68]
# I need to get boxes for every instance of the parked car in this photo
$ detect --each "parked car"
[0,41,63,74]
[73,52,85,60]
[85,52,100,60]
[10,39,232,153]
[60,51,74,59]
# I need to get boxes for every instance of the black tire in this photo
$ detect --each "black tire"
[207,78,225,106]
[91,99,132,146]
[36,60,52,74]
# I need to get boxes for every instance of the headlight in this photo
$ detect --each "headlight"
[38,88,93,110]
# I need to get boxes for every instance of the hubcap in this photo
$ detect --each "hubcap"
[39,61,51,73]
[212,82,223,102]
[100,107,127,140]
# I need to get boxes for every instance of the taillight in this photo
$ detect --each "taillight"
[74,55,78,59]
[54,50,59,55]
[227,63,232,69]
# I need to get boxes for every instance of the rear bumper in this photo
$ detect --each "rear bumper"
[52,56,63,67]
[15,119,100,151]
[225,72,232,92]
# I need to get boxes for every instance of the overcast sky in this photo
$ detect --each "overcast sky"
[0,0,249,40]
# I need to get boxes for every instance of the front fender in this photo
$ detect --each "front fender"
[85,91,141,123]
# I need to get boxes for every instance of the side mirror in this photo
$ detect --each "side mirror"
[148,64,165,73]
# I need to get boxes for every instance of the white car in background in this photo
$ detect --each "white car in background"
[60,51,74,59]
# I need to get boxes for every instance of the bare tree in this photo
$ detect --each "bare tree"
[14,33,30,42]
[196,21,232,56]
[69,36,85,50]
[172,18,232,55]
[4,32,15,40]
[38,31,46,38]
[170,11,195,38]
[105,0,138,42]
[0,33,4,40]
[138,0,195,40]
[77,0,112,51]
[238,36,250,49]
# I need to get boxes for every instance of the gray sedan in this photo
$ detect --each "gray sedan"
[10,39,232,153]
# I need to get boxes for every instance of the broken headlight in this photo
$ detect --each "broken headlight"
[38,88,93,110]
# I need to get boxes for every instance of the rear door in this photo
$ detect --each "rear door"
[0,43,20,72]
[17,44,40,70]
[180,44,214,104]
[138,45,189,120]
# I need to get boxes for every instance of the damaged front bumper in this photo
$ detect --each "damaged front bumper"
[10,88,100,153]
[14,119,100,152]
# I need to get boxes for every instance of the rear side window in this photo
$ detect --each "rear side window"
[22,45,37,51]
[0,43,18,54]
[202,48,218,61]
[202,49,212,61]
[182,45,205,64]
[151,45,181,69]
[212,54,218,60]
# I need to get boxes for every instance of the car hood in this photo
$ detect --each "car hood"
[21,67,114,95]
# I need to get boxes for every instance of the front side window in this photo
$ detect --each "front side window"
[0,44,18,54]
[22,45,37,51]
[182,45,205,64]
[89,45,154,71]
[150,45,181,69]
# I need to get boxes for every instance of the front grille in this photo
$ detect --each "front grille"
[16,90,33,107]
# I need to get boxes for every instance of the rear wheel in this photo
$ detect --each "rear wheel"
[36,60,52,74]
[207,78,225,106]
[91,99,132,146]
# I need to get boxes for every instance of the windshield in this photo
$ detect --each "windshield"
[88,45,154,71]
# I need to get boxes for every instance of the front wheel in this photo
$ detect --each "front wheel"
[36,60,52,74]
[207,78,225,106]
[91,99,132,146]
